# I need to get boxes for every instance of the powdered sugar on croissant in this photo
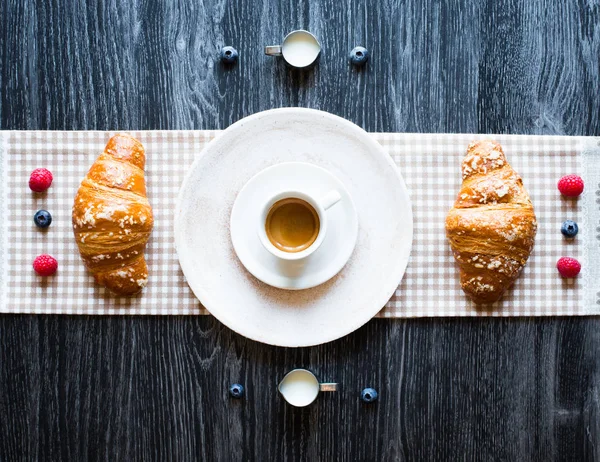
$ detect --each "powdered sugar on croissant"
[73,134,154,295]
[445,141,537,304]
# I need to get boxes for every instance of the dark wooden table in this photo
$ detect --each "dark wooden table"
[2,1,600,460]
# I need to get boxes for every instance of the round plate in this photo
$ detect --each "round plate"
[175,108,413,347]
[230,162,359,290]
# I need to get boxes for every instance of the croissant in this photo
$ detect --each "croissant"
[73,134,154,295]
[445,141,537,304]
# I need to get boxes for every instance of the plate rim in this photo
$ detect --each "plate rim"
[174,107,413,347]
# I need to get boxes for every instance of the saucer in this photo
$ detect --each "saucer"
[175,108,412,347]
[230,162,358,290]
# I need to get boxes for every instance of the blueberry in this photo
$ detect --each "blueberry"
[33,210,52,228]
[561,220,578,238]
[349,46,369,66]
[220,46,239,64]
[360,387,378,403]
[229,383,244,398]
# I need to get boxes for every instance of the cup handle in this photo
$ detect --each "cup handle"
[320,190,342,211]
[265,45,283,56]
[319,383,338,392]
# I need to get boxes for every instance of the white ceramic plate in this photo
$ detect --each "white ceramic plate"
[230,162,359,290]
[175,108,412,347]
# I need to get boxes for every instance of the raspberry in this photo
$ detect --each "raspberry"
[33,254,58,276]
[556,257,581,278]
[557,175,584,197]
[29,168,53,192]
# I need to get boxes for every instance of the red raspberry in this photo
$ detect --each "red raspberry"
[29,168,53,192]
[33,254,58,276]
[557,175,584,197]
[556,257,581,278]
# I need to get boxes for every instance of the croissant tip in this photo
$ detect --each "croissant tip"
[467,139,501,150]
[110,133,141,143]
[467,293,503,305]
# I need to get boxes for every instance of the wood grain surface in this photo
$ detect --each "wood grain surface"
[1,0,600,460]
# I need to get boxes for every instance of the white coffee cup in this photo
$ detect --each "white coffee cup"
[259,189,341,261]
[265,30,321,69]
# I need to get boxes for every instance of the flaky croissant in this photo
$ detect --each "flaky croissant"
[73,134,154,295]
[445,141,537,304]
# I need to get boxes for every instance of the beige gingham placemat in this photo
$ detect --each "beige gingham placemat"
[1,131,597,317]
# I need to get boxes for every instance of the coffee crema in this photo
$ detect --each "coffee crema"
[265,198,320,253]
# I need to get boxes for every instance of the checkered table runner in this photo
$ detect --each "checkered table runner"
[1,131,598,317]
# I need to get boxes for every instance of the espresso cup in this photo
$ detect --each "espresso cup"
[259,189,341,261]
[278,369,338,407]
[265,30,321,69]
